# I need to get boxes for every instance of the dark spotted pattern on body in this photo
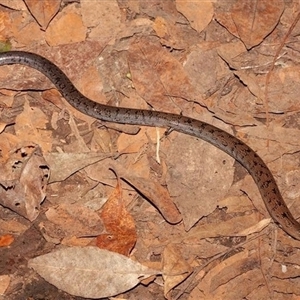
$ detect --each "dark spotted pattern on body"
[0,51,299,239]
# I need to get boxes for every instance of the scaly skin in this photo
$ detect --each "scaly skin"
[0,51,299,239]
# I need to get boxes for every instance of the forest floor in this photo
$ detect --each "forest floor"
[1,1,300,299]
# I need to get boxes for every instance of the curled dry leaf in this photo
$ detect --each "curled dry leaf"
[193,250,251,297]
[113,162,182,224]
[28,246,160,299]
[0,143,49,221]
[238,218,271,236]
[184,214,262,240]
[83,147,181,224]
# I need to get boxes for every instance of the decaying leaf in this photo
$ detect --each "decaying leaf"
[0,234,14,247]
[162,244,193,298]
[231,1,284,49]
[114,163,182,225]
[166,134,234,230]
[195,250,262,298]
[45,152,113,183]
[24,0,61,30]
[96,175,137,256]
[28,246,160,298]
[184,214,265,241]
[14,100,53,152]
[44,203,104,240]
[0,143,49,221]
[175,0,214,33]
[86,157,182,225]
[0,274,10,296]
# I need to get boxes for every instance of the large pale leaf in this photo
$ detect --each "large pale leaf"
[28,246,159,298]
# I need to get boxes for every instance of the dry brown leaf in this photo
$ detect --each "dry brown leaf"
[162,244,193,298]
[218,195,254,214]
[0,144,49,221]
[272,261,300,279]
[184,47,224,99]
[231,1,285,49]
[0,100,24,130]
[153,16,169,39]
[215,11,239,38]
[0,122,7,133]
[258,65,300,113]
[193,250,265,299]
[60,236,94,247]
[96,176,137,256]
[45,9,86,46]
[45,152,112,183]
[266,278,300,298]
[0,219,28,234]
[115,163,182,225]
[14,19,43,45]
[45,203,104,239]
[216,40,247,70]
[237,126,300,160]
[85,155,182,224]
[218,47,263,101]
[128,38,199,113]
[0,60,48,91]
[233,70,264,99]
[15,100,52,152]
[63,114,91,153]
[239,219,271,236]
[0,0,26,10]
[175,0,214,33]
[0,275,10,296]
[81,0,122,43]
[117,127,162,154]
[79,64,105,105]
[152,16,188,50]
[183,214,265,241]
[210,252,256,292]
[84,158,120,188]
[166,134,235,230]
[24,0,60,29]
[28,246,159,298]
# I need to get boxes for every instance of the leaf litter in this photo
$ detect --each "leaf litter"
[28,246,160,299]
[1,1,300,300]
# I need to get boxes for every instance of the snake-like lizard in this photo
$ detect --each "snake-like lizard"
[0,51,299,240]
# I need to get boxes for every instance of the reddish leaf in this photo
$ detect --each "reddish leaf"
[0,234,14,247]
[96,175,137,256]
